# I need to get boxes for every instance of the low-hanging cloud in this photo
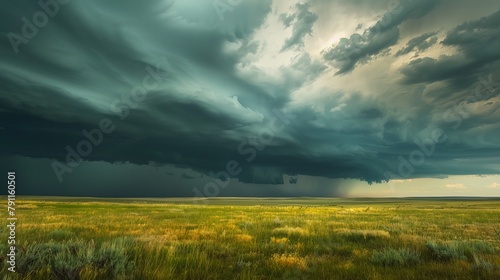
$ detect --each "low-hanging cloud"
[1,0,500,197]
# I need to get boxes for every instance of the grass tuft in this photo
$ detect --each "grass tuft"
[370,248,421,266]
[271,254,307,270]
[426,241,466,261]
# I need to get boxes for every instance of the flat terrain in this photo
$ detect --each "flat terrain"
[1,197,499,279]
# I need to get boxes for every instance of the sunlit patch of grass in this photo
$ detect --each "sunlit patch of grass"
[273,226,309,236]
[270,254,307,270]
[399,234,424,245]
[270,237,289,245]
[336,229,390,241]
[224,222,239,230]
[136,235,169,245]
[234,234,253,243]
[352,248,369,258]
[293,242,305,253]
[186,228,217,240]
[16,204,38,209]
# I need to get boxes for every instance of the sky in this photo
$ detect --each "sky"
[1,0,499,198]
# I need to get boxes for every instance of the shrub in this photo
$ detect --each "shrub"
[370,248,421,266]
[426,241,494,262]
[17,242,65,274]
[16,238,134,279]
[92,237,135,277]
[426,241,467,261]
[52,240,92,280]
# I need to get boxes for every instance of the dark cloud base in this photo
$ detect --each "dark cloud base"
[1,0,500,196]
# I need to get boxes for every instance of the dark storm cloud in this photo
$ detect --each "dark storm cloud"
[399,56,474,85]
[1,0,500,197]
[322,0,439,74]
[400,10,500,85]
[395,31,439,57]
[442,10,500,55]
[1,0,325,188]
[280,2,318,52]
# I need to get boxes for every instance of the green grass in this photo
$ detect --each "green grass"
[370,248,421,266]
[1,197,499,279]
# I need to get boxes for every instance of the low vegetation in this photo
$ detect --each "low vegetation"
[370,248,421,266]
[0,197,499,279]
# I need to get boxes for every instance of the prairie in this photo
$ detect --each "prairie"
[1,197,499,279]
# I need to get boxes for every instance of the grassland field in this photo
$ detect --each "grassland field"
[1,196,499,279]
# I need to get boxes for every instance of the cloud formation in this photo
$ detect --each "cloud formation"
[395,31,439,57]
[400,10,500,85]
[1,0,500,197]
[280,2,318,51]
[322,0,438,74]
